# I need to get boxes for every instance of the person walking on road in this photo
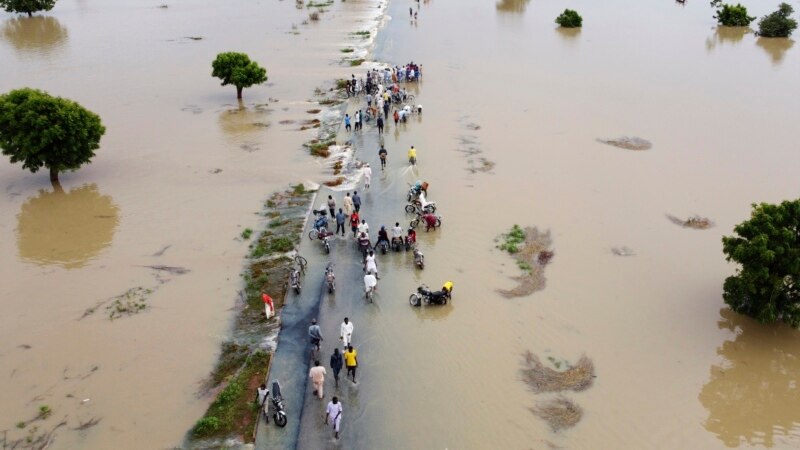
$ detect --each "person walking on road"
[327,195,336,217]
[350,211,360,237]
[378,145,388,170]
[340,317,354,349]
[309,319,323,350]
[352,191,361,213]
[330,348,344,388]
[325,397,343,439]
[344,114,351,132]
[376,115,384,135]
[309,360,327,399]
[363,164,372,190]
[343,192,354,217]
[344,345,358,383]
[393,109,400,126]
[335,208,346,236]
[358,219,369,236]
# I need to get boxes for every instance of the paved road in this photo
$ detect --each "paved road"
[256,98,423,449]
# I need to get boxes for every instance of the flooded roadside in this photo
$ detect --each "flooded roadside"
[0,0,386,448]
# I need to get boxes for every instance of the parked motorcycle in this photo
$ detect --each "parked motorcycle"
[413,247,425,270]
[405,202,436,215]
[409,284,451,307]
[263,380,288,427]
[289,268,302,294]
[325,264,335,294]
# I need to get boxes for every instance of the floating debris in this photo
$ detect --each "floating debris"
[666,214,714,229]
[142,265,190,275]
[107,287,153,320]
[521,351,595,393]
[531,397,583,431]
[597,136,652,151]
[209,168,223,174]
[611,246,636,256]
[185,36,203,40]
[497,226,554,298]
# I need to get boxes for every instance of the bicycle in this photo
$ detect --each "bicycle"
[294,254,308,275]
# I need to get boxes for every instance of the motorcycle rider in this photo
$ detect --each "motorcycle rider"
[405,227,417,247]
[390,222,404,248]
[357,232,371,258]
[374,226,390,250]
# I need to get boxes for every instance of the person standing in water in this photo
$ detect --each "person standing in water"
[340,317,354,349]
[330,348,343,388]
[378,145,388,170]
[309,360,327,399]
[325,397,343,439]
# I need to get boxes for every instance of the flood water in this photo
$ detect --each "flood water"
[1,0,799,448]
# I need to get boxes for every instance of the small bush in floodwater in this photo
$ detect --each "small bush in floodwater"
[498,224,526,253]
[241,228,253,240]
[710,0,755,27]
[555,9,582,28]
[292,183,306,195]
[757,3,797,37]
[269,237,294,253]
[309,11,320,21]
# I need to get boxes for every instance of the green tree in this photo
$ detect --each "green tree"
[710,0,755,27]
[757,3,797,37]
[0,88,105,185]
[555,9,582,28]
[211,52,268,100]
[722,200,800,328]
[0,0,56,17]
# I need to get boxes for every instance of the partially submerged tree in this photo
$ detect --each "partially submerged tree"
[555,9,582,28]
[211,52,268,100]
[710,0,755,27]
[722,200,800,328]
[0,88,105,185]
[757,3,797,37]
[0,0,56,17]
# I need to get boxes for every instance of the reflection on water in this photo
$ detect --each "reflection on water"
[556,27,581,41]
[496,0,531,14]
[217,101,271,142]
[698,309,800,447]
[756,37,794,65]
[1,16,68,54]
[705,26,748,52]
[16,184,119,268]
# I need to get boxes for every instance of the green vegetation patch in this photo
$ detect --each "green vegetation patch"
[757,2,797,37]
[349,58,365,66]
[498,224,526,254]
[107,287,152,320]
[192,351,271,441]
[710,0,755,26]
[555,9,582,28]
[340,48,355,53]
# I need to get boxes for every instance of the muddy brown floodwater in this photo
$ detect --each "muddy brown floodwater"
[1,0,799,448]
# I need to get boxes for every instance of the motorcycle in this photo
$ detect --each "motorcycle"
[325,264,335,294]
[404,237,415,251]
[410,213,442,230]
[376,239,389,255]
[404,202,436,215]
[391,237,403,252]
[408,284,450,307]
[289,268,302,294]
[308,209,330,241]
[321,232,331,254]
[413,247,425,270]
[406,181,428,202]
[263,380,288,427]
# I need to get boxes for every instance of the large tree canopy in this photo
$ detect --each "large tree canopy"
[0,0,56,17]
[722,200,800,327]
[211,52,268,99]
[0,88,106,184]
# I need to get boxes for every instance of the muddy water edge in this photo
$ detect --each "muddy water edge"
[0,0,386,448]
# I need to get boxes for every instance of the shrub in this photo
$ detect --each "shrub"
[757,3,797,37]
[555,9,582,28]
[192,416,221,437]
[309,11,320,21]
[710,1,755,26]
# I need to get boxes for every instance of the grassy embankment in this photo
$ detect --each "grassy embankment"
[187,184,314,445]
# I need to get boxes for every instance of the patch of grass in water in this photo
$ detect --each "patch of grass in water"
[340,48,355,53]
[498,224,526,253]
[349,58,365,66]
[241,228,253,240]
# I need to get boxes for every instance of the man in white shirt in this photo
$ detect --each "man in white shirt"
[325,397,343,439]
[340,317,354,348]
[357,219,369,236]
[363,164,372,190]
[364,251,378,277]
[391,222,403,248]
[364,270,377,294]
[309,360,327,399]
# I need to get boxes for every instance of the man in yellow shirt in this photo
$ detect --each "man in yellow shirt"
[408,145,417,166]
[344,345,358,384]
